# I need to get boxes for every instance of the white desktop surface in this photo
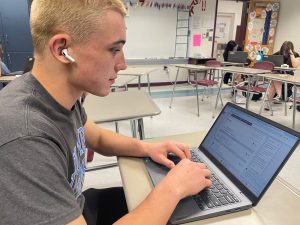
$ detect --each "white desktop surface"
[83,90,161,123]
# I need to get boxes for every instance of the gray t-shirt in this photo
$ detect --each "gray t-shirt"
[0,73,87,224]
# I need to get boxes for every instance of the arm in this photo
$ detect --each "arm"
[114,159,212,225]
[84,119,191,168]
[84,120,212,224]
[289,50,300,68]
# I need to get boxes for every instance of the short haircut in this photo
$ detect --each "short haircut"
[30,0,127,55]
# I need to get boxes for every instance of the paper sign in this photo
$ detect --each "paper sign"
[193,34,201,46]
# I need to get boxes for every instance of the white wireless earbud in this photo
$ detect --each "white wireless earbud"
[61,49,75,63]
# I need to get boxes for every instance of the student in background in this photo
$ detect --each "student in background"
[265,41,300,110]
[0,42,11,75]
[0,1,212,225]
[223,40,243,85]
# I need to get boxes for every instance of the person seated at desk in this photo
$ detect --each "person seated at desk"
[223,40,244,85]
[265,41,300,110]
[0,1,212,225]
[0,43,11,75]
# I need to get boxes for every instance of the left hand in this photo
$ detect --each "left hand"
[145,141,191,169]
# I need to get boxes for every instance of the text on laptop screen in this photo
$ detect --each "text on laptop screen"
[202,105,298,197]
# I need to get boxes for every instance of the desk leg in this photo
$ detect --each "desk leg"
[147,74,151,93]
[169,67,180,108]
[138,76,141,90]
[213,70,223,118]
[245,74,251,110]
[130,120,137,138]
[115,122,119,133]
[284,81,287,116]
[292,85,297,129]
[137,118,145,140]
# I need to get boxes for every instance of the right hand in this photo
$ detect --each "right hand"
[162,159,212,200]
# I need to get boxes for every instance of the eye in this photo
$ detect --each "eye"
[110,48,121,55]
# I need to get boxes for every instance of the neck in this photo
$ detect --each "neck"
[31,57,82,110]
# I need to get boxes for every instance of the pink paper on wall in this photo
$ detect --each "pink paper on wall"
[193,34,201,46]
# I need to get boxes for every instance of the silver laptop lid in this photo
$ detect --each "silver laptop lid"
[200,103,300,205]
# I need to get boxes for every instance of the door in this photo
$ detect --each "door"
[214,13,235,60]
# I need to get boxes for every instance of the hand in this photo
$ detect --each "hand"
[146,141,191,169]
[162,159,212,199]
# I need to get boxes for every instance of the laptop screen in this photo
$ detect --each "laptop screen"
[227,51,248,63]
[262,55,284,67]
[201,103,299,200]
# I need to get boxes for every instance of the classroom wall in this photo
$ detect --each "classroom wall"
[217,0,243,40]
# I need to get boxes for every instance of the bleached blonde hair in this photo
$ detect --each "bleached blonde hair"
[30,0,127,55]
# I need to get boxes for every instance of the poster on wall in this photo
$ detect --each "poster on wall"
[244,1,280,61]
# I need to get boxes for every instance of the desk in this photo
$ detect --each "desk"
[83,90,161,139]
[118,131,300,225]
[188,57,216,65]
[111,75,137,91]
[0,75,17,83]
[214,66,271,117]
[220,61,246,67]
[118,67,158,93]
[169,64,220,117]
[256,73,300,129]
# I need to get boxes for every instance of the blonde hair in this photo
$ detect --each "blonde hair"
[30,0,127,55]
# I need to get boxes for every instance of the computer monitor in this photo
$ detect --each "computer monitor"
[262,55,284,67]
[227,51,248,63]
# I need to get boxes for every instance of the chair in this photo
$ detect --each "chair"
[234,61,275,110]
[189,60,221,116]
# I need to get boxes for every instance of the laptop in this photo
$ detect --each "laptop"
[262,55,284,67]
[227,51,248,63]
[144,102,300,224]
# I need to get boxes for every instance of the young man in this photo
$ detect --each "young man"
[0,1,212,225]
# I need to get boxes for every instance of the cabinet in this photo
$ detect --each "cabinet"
[0,0,33,71]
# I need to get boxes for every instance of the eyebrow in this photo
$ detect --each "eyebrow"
[111,40,126,46]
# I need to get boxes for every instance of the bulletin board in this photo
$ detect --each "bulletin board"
[244,1,280,61]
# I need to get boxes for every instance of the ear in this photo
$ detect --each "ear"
[48,34,74,64]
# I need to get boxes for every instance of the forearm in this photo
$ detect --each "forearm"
[93,128,149,157]
[290,54,300,68]
[84,119,149,157]
[114,179,180,225]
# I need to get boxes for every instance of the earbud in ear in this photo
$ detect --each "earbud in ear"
[61,49,75,63]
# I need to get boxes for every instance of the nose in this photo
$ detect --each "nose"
[115,51,127,72]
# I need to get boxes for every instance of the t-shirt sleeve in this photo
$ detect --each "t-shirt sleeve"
[0,136,82,225]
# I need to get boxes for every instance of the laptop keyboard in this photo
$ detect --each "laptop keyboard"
[167,150,240,210]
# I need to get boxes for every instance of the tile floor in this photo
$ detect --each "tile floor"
[83,84,300,195]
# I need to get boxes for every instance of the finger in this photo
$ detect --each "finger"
[168,141,190,159]
[201,168,212,178]
[157,154,176,169]
[205,178,213,187]
[197,162,207,169]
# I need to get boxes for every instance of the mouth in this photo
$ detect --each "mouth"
[109,77,117,84]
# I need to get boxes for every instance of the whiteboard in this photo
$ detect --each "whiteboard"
[124,7,178,59]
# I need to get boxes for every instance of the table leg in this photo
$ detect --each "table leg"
[137,118,145,140]
[292,84,297,129]
[130,120,137,138]
[245,74,251,110]
[284,81,287,116]
[115,122,119,133]
[147,73,151,93]
[138,76,141,90]
[169,67,180,108]
[213,70,224,118]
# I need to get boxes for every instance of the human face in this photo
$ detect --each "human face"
[70,10,127,97]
